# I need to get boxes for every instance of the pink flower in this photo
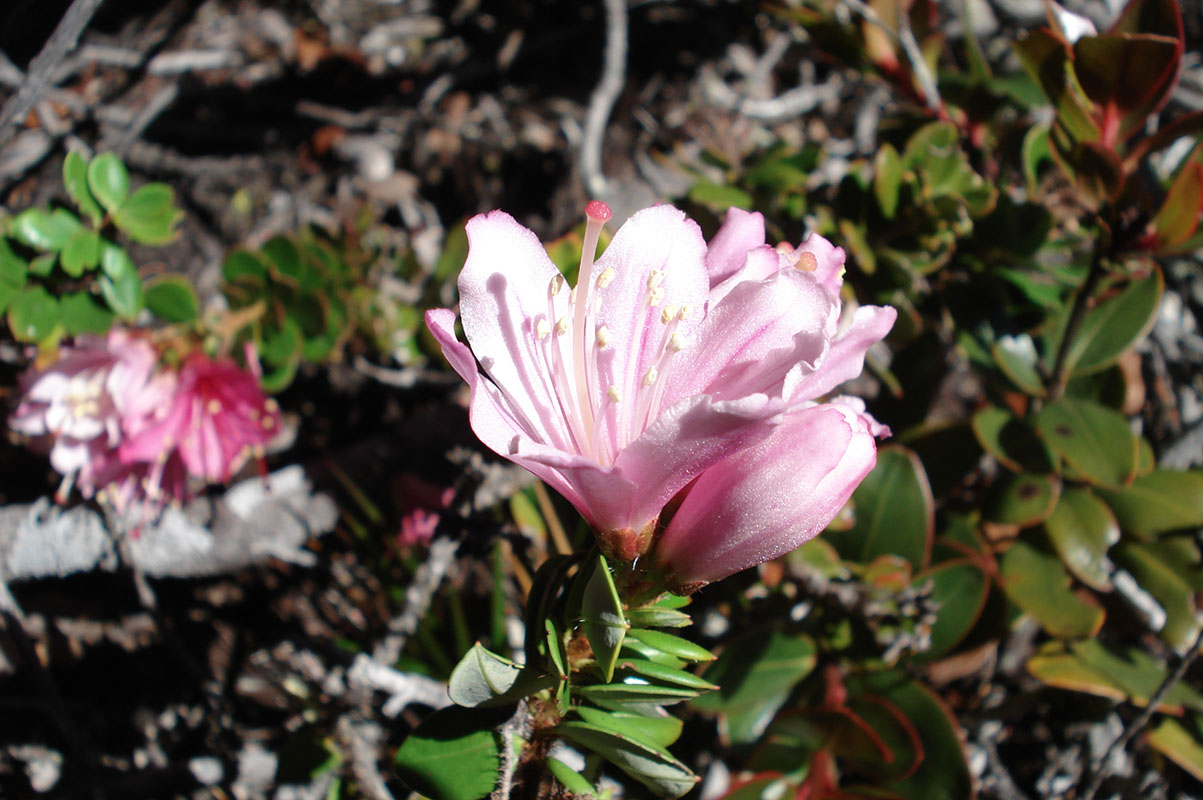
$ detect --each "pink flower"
[651,398,884,590]
[10,330,164,501]
[427,202,895,565]
[119,351,280,485]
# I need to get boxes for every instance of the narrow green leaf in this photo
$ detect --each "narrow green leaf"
[86,152,130,213]
[873,143,904,220]
[615,659,717,691]
[547,757,597,795]
[625,606,692,629]
[574,706,683,750]
[1114,538,1203,652]
[687,181,754,212]
[625,629,714,663]
[1148,716,1203,783]
[582,554,628,683]
[98,250,144,320]
[556,721,699,798]
[1066,270,1163,375]
[575,682,699,706]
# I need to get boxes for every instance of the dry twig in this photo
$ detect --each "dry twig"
[581,0,628,197]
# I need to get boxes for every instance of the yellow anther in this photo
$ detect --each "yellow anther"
[550,275,565,296]
[207,399,223,415]
[607,385,622,403]
[595,325,612,348]
[643,367,659,386]
[597,268,616,288]
[668,333,685,352]
[678,305,692,321]
[556,317,571,335]
[536,318,552,340]
[795,252,819,272]
[660,306,676,324]
[646,269,664,289]
[647,287,665,307]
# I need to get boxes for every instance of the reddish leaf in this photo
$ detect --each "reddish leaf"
[1150,160,1203,248]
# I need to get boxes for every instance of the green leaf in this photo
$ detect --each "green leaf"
[98,243,144,320]
[687,181,754,212]
[843,671,973,800]
[1029,640,1203,712]
[0,239,29,287]
[144,275,200,323]
[991,334,1046,396]
[63,151,103,223]
[260,318,304,366]
[986,473,1061,529]
[394,705,506,800]
[263,236,320,289]
[575,682,699,707]
[1150,160,1203,249]
[620,637,686,669]
[582,554,628,683]
[7,286,59,341]
[1044,488,1119,591]
[223,249,269,283]
[874,143,904,220]
[1148,716,1203,784]
[447,642,555,708]
[574,707,683,750]
[59,291,114,335]
[625,606,692,629]
[917,561,989,660]
[113,183,182,244]
[1000,535,1104,639]
[1097,469,1203,539]
[1114,539,1203,652]
[1066,271,1163,375]
[615,658,717,691]
[86,152,130,213]
[691,628,816,744]
[1035,398,1137,489]
[547,757,597,795]
[12,207,82,251]
[60,228,100,276]
[556,721,699,798]
[825,447,933,570]
[1022,122,1053,193]
[624,629,715,663]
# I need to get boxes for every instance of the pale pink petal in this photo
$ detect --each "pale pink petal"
[457,211,577,452]
[653,402,878,587]
[589,206,709,458]
[704,208,765,286]
[706,245,781,308]
[789,304,897,402]
[663,268,836,405]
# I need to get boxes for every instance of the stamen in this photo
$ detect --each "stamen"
[597,268,616,288]
[607,385,622,403]
[550,275,565,296]
[678,305,692,321]
[647,287,665,307]
[660,306,676,325]
[556,317,570,336]
[571,201,612,446]
[643,367,658,386]
[596,325,611,348]
[646,269,664,289]
[795,252,819,272]
[536,318,551,340]
[668,332,685,352]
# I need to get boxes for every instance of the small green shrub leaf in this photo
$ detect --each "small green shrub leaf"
[86,152,130,212]
[1044,488,1119,591]
[144,275,200,323]
[1000,536,1105,639]
[394,705,506,800]
[8,286,59,341]
[1035,399,1137,489]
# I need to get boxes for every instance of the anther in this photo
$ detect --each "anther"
[207,399,222,415]
[536,318,552,340]
[595,325,612,348]
[569,287,578,304]
[660,306,676,325]
[643,367,659,386]
[795,252,819,272]
[646,270,664,290]
[647,287,665,307]
[678,305,692,321]
[668,333,685,352]
[597,268,616,288]
[550,275,565,296]
[607,385,622,403]
[556,317,570,336]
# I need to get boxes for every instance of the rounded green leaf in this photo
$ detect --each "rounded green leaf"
[86,152,130,213]
[113,183,181,244]
[1044,488,1119,591]
[986,473,1061,528]
[1035,398,1137,489]
[1097,469,1203,540]
[992,334,1046,396]
[59,291,114,335]
[7,286,59,341]
[448,643,522,708]
[0,239,29,288]
[223,249,268,283]
[63,151,103,223]
[1066,269,1163,376]
[144,275,200,323]
[825,446,934,570]
[394,706,505,800]
[1000,536,1104,639]
[60,228,100,276]
[98,244,143,320]
[1114,539,1203,653]
[12,207,81,251]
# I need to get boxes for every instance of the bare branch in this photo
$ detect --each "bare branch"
[581,0,628,197]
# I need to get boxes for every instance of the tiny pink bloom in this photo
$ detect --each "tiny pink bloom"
[427,203,892,562]
[652,398,884,590]
[10,330,161,500]
[120,351,280,484]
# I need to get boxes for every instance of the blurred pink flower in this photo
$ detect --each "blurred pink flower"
[119,351,280,484]
[10,334,280,518]
[428,203,894,566]
[9,330,164,501]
